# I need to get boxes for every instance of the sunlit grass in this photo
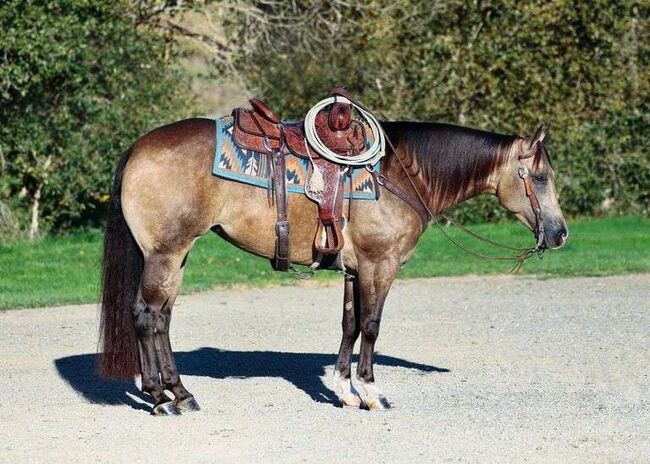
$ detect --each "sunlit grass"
[0,216,647,309]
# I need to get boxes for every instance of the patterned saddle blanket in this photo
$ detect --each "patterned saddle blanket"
[212,116,378,200]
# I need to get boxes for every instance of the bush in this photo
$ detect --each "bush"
[2,1,647,238]
[0,0,191,237]
[222,0,648,221]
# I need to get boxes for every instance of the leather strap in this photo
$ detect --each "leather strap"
[270,148,290,271]
[518,166,544,241]
[522,175,541,216]
[371,171,431,229]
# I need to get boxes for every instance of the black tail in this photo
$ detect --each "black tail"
[99,147,142,378]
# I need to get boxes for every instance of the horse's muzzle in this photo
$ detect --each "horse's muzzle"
[542,223,569,249]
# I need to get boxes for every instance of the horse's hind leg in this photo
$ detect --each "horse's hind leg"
[153,266,200,412]
[334,274,364,407]
[134,251,197,415]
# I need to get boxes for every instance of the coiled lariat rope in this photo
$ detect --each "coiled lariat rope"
[304,95,386,166]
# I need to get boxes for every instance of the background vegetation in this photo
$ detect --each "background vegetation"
[0,0,189,238]
[222,0,649,221]
[1,0,647,239]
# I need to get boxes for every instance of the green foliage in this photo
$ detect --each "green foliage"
[0,0,191,234]
[555,109,649,216]
[1,1,647,237]
[225,0,649,220]
[1,216,648,309]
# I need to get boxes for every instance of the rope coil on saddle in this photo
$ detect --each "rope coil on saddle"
[303,95,386,166]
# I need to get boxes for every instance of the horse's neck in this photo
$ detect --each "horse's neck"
[384,122,513,214]
[440,168,500,209]
[417,148,505,214]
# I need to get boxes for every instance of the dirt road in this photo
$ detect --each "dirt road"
[1,275,648,463]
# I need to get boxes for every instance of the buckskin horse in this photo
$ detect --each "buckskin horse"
[99,96,568,415]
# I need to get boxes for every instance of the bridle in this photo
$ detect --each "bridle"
[517,164,545,255]
[384,135,547,273]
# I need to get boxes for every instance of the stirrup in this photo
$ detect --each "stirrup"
[314,220,344,254]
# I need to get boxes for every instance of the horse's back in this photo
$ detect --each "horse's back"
[132,117,215,159]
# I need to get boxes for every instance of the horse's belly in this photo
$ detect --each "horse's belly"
[212,179,322,265]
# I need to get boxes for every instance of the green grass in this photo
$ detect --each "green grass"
[0,216,647,309]
[403,216,650,278]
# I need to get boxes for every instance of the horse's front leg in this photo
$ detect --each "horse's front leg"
[334,274,363,407]
[355,257,400,410]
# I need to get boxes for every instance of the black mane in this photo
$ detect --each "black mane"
[383,121,516,210]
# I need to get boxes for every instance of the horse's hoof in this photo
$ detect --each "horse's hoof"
[341,393,364,408]
[152,401,182,416]
[175,396,201,412]
[354,378,389,411]
[366,396,391,411]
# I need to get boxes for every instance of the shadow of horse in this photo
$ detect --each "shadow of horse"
[54,347,449,410]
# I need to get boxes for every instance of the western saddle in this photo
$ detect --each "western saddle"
[231,87,370,271]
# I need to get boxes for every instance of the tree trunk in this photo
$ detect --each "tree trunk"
[29,184,41,240]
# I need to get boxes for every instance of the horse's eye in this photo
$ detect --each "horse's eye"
[533,174,547,183]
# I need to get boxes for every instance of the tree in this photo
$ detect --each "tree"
[168,0,648,219]
[2,0,646,236]
[0,0,191,236]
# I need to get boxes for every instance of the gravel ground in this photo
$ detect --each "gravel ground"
[1,275,648,463]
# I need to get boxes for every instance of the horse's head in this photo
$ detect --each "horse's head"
[496,124,568,249]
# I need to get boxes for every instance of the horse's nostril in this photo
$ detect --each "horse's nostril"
[556,228,568,245]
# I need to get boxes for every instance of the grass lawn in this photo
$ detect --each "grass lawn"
[0,216,647,310]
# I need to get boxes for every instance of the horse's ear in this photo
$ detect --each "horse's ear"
[519,123,549,160]
[529,123,549,148]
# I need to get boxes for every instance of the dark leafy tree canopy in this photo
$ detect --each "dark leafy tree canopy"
[0,0,190,234]
[222,0,648,220]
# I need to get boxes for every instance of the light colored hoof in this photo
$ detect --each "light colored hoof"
[152,401,181,416]
[366,396,391,411]
[333,371,364,408]
[354,377,390,411]
[175,396,201,412]
[341,393,364,408]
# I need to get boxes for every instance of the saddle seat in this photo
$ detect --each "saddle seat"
[232,87,366,158]
[230,87,372,269]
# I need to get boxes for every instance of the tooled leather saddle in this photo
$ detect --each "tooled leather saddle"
[231,87,368,271]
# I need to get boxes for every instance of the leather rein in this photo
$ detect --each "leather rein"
[379,134,546,273]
